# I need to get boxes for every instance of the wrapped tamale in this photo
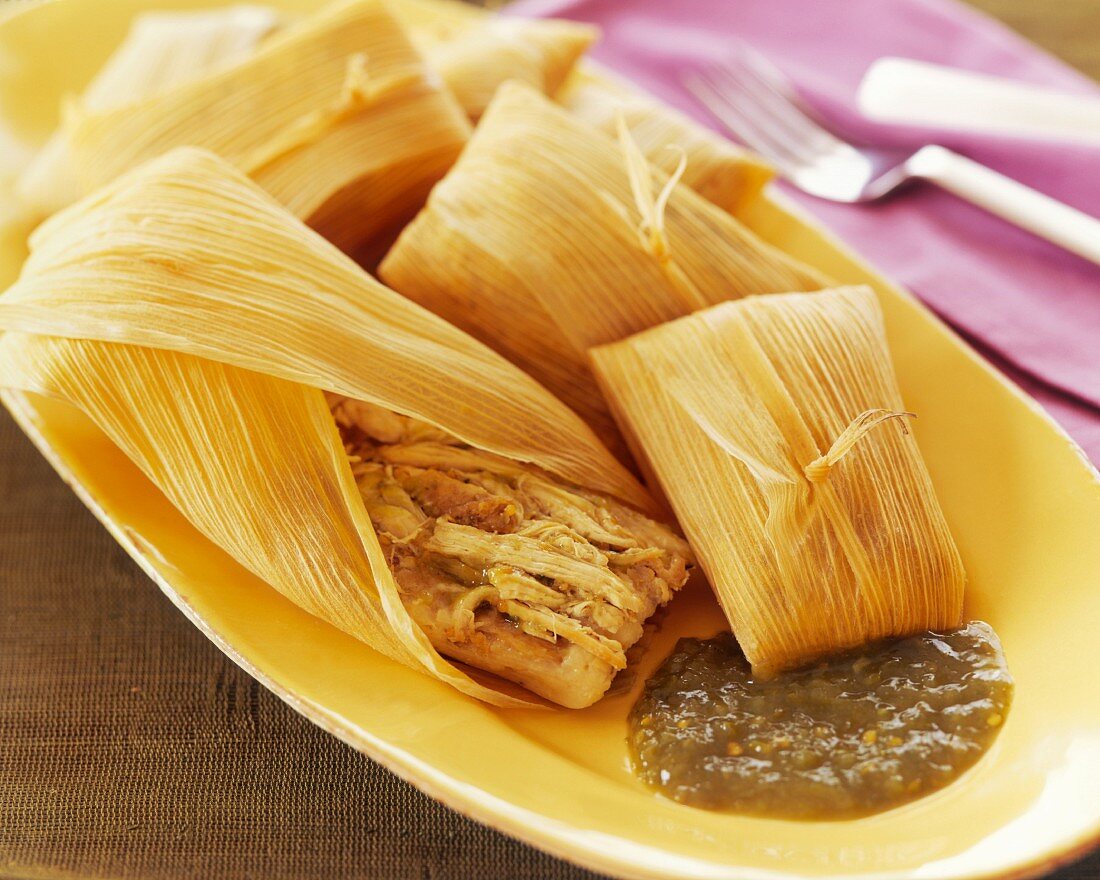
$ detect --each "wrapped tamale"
[0,147,690,709]
[381,0,600,122]
[380,81,828,453]
[17,0,471,254]
[389,0,489,41]
[390,0,764,210]
[558,63,774,216]
[427,18,598,120]
[590,287,965,676]
[15,5,280,218]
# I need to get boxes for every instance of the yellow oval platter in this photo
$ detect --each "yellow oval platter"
[2,2,1100,878]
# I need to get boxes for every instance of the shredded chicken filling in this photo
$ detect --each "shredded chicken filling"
[331,395,691,671]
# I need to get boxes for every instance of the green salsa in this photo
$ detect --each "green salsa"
[629,622,1012,819]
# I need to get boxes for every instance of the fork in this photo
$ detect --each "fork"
[682,51,1100,266]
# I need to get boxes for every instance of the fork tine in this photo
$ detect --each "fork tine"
[694,64,835,171]
[734,44,826,122]
[707,59,841,160]
[685,75,800,172]
[682,71,804,172]
[697,64,827,166]
[685,46,879,203]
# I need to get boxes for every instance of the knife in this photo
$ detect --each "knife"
[857,57,1100,145]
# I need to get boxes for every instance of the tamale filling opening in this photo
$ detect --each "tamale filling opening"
[330,395,692,703]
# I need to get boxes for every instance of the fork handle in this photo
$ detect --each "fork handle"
[907,145,1100,267]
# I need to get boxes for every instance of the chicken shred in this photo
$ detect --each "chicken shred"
[329,394,692,695]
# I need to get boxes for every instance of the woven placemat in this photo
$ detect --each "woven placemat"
[3,404,1099,880]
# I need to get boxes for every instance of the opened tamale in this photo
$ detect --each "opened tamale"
[380,82,828,453]
[17,0,471,254]
[558,64,774,216]
[0,147,690,709]
[591,287,965,675]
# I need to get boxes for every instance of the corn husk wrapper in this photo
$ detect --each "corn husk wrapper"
[80,6,281,106]
[390,0,489,41]
[380,82,828,454]
[20,0,471,254]
[391,1,600,122]
[558,63,774,216]
[389,0,769,215]
[427,18,598,120]
[0,147,654,706]
[15,5,281,219]
[591,287,965,675]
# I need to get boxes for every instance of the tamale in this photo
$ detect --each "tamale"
[332,397,689,707]
[389,0,598,122]
[558,63,774,216]
[79,6,281,104]
[16,5,281,219]
[15,0,593,228]
[0,147,690,709]
[380,81,828,453]
[427,18,598,120]
[590,287,965,676]
[389,0,489,41]
[22,0,471,254]
[391,0,766,216]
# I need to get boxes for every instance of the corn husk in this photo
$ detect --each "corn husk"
[15,5,281,219]
[21,0,471,255]
[558,63,774,216]
[0,147,661,706]
[380,81,828,454]
[390,0,489,41]
[427,18,598,120]
[82,5,280,110]
[388,0,768,214]
[591,287,965,675]
[392,0,599,122]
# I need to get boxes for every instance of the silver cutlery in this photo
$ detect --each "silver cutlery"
[683,50,1100,266]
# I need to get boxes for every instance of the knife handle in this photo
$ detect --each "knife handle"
[907,145,1100,267]
[859,58,1100,146]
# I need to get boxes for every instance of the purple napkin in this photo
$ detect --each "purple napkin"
[507,0,1100,465]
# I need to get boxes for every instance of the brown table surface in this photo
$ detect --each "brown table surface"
[965,0,1100,80]
[2,2,1099,879]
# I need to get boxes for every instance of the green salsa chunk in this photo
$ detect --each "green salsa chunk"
[629,622,1012,818]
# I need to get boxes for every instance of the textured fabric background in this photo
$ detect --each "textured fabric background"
[1,2,1098,879]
